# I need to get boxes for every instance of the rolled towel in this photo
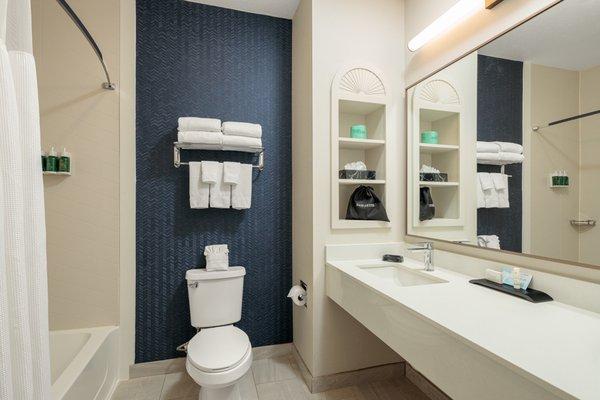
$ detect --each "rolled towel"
[232,164,252,210]
[495,141,523,154]
[189,162,209,209]
[222,121,262,138]
[178,117,222,132]
[177,131,223,145]
[223,162,241,185]
[222,135,263,152]
[477,141,500,153]
[201,161,220,184]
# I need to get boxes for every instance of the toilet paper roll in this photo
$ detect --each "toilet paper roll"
[287,285,307,307]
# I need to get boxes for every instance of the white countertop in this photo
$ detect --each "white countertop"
[327,258,600,400]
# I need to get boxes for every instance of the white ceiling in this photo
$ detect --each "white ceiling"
[479,0,600,71]
[185,0,300,19]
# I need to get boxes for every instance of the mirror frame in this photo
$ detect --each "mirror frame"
[404,0,600,272]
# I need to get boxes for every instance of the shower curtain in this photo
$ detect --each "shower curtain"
[0,0,51,399]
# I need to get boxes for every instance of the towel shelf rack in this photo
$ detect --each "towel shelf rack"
[173,142,265,171]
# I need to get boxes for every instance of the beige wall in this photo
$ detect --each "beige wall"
[293,0,406,378]
[32,0,120,329]
[578,66,600,265]
[527,64,580,262]
[291,0,315,374]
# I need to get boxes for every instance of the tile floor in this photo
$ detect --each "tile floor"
[111,354,430,400]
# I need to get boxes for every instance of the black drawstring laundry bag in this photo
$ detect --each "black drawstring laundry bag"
[419,187,435,221]
[346,185,389,222]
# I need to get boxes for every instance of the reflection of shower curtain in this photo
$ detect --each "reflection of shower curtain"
[0,0,51,399]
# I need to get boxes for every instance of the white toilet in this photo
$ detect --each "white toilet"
[185,267,252,400]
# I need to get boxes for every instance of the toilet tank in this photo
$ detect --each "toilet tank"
[186,267,245,328]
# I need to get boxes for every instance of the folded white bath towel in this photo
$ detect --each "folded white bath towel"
[178,117,222,132]
[222,121,263,138]
[189,162,209,209]
[477,141,500,153]
[201,161,220,184]
[222,135,263,152]
[223,162,241,185]
[231,164,252,210]
[477,152,524,165]
[477,235,501,250]
[177,131,224,145]
[208,163,231,209]
[491,173,509,208]
[494,141,523,154]
[476,173,487,209]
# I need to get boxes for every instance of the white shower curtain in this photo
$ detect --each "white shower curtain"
[0,0,51,399]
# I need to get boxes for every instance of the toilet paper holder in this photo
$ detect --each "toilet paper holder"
[288,280,308,308]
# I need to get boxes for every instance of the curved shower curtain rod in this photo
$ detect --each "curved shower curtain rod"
[56,0,116,90]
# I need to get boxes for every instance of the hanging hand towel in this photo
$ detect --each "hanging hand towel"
[231,164,252,210]
[201,161,220,184]
[189,162,209,209]
[477,141,500,153]
[178,117,222,132]
[177,131,223,145]
[476,173,486,209]
[222,121,262,138]
[494,141,523,154]
[222,135,263,152]
[223,162,241,185]
[208,163,231,209]
[479,173,498,208]
[491,173,509,208]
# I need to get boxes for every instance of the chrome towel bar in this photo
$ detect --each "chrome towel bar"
[173,142,264,171]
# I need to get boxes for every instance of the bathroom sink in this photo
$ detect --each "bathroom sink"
[358,264,447,287]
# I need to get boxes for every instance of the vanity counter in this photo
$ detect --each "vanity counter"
[326,257,600,400]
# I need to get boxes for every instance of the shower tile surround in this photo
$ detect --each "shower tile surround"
[136,0,292,362]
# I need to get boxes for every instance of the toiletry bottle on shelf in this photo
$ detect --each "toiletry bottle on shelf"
[41,151,47,172]
[46,147,58,172]
[59,148,71,173]
[564,171,569,186]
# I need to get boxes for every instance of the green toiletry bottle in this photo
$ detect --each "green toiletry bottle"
[41,151,47,172]
[59,148,71,173]
[47,147,58,172]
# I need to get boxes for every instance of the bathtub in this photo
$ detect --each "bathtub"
[50,326,119,400]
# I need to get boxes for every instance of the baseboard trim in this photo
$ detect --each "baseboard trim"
[130,342,292,379]
[405,363,452,400]
[292,345,406,394]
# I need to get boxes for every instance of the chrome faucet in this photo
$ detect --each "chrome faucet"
[408,242,434,271]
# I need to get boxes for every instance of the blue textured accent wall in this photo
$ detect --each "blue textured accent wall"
[136,0,292,363]
[477,55,523,253]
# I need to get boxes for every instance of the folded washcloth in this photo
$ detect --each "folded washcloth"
[201,161,220,184]
[223,162,241,185]
[222,135,263,152]
[178,117,221,132]
[189,162,209,209]
[478,235,501,249]
[495,141,523,154]
[477,141,500,153]
[208,163,231,209]
[232,164,252,210]
[204,244,229,254]
[177,131,223,145]
[222,121,262,138]
[491,173,509,208]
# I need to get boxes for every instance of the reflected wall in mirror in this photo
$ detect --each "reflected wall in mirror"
[406,0,600,267]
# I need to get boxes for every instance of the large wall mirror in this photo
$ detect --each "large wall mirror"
[406,0,600,268]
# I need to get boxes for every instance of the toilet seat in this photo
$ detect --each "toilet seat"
[187,326,251,373]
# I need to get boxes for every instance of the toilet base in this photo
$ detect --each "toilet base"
[199,384,240,400]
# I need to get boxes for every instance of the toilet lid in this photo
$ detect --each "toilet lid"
[187,326,250,372]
